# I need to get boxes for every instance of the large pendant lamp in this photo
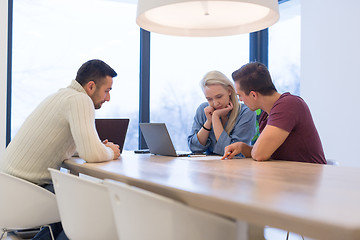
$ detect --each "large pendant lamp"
[136,0,280,37]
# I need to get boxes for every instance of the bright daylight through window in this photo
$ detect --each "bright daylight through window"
[12,0,300,151]
[269,0,300,95]
[12,0,139,149]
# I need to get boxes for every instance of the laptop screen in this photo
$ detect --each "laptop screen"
[95,118,129,153]
[140,123,191,157]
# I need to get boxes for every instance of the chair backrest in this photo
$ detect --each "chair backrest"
[0,172,60,230]
[48,169,118,240]
[104,179,236,240]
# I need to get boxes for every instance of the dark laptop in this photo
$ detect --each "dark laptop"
[95,118,129,153]
[139,123,191,157]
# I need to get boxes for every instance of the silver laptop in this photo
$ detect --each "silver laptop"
[139,123,191,157]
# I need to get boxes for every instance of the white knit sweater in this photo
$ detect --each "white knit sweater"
[0,80,114,185]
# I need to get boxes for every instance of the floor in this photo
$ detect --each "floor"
[2,227,314,240]
[3,232,34,240]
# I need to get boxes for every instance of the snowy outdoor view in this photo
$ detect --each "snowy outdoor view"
[11,0,300,151]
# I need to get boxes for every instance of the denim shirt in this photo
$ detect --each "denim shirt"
[187,102,256,156]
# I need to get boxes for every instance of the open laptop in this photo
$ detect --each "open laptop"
[95,118,129,153]
[140,123,192,157]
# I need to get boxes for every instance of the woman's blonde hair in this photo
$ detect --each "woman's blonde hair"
[200,70,241,135]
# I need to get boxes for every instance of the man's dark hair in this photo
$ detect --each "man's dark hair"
[232,62,277,96]
[75,59,117,86]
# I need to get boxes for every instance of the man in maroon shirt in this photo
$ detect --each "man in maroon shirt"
[222,62,326,164]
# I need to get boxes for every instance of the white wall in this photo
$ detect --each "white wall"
[0,0,8,159]
[301,0,360,167]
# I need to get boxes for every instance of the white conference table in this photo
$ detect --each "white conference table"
[63,151,360,240]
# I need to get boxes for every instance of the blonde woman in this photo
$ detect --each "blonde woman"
[188,70,256,156]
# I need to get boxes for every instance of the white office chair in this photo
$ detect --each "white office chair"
[0,172,60,240]
[48,168,118,240]
[104,179,237,240]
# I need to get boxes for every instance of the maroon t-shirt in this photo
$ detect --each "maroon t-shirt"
[259,93,326,164]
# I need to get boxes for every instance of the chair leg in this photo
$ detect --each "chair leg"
[41,225,55,240]
[0,229,8,240]
[286,231,305,240]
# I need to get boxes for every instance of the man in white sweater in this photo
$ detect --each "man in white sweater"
[0,59,120,186]
[0,60,120,239]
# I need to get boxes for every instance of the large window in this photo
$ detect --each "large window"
[269,0,300,95]
[12,0,139,150]
[150,34,249,151]
[12,0,299,152]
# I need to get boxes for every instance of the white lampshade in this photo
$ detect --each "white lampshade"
[136,0,280,37]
